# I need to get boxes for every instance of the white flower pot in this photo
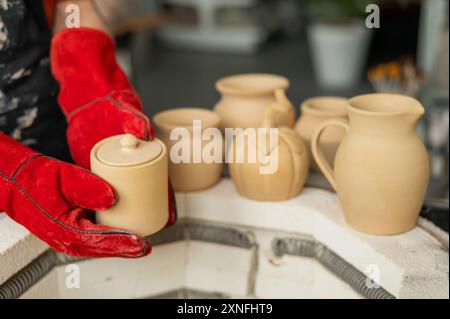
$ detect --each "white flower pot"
[307,22,372,90]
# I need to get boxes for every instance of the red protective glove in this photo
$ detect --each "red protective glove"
[50,28,176,227]
[0,133,151,258]
[50,28,153,169]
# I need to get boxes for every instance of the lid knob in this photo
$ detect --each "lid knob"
[120,134,139,152]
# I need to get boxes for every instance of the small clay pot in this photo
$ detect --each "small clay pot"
[91,134,169,237]
[153,108,224,192]
[228,103,309,201]
[294,97,348,171]
[214,73,296,130]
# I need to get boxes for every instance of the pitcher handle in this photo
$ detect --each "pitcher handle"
[262,102,286,128]
[262,89,295,128]
[311,119,350,191]
[274,89,292,107]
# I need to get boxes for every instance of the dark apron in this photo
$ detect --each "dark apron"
[0,0,71,162]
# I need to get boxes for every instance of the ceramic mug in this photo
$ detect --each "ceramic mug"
[91,134,169,237]
[153,108,224,192]
[294,97,348,171]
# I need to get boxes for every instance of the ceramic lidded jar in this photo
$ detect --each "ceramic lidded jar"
[214,74,296,130]
[91,134,169,237]
[228,103,309,201]
[153,108,224,192]
[312,93,430,235]
[294,97,348,171]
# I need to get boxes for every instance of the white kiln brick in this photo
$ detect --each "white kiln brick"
[260,255,317,285]
[2,178,448,299]
[311,263,362,299]
[132,242,187,298]
[185,266,249,297]
[250,227,315,279]
[186,241,253,272]
[184,181,315,234]
[313,202,449,298]
[180,179,449,298]
[256,274,314,299]
[56,242,187,299]
[255,260,361,299]
[252,228,359,299]
[0,215,48,286]
[185,241,254,296]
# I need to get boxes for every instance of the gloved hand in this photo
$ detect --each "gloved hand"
[50,28,153,170]
[51,27,176,227]
[0,132,151,258]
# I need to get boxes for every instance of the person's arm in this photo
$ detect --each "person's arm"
[50,1,178,224]
[0,1,171,259]
[0,1,155,259]
[53,0,110,34]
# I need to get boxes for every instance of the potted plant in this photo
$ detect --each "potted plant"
[305,0,374,90]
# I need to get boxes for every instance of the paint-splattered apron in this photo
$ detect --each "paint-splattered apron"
[0,0,71,161]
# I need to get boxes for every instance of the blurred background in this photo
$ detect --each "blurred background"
[95,0,448,230]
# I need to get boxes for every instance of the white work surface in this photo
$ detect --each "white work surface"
[1,178,448,299]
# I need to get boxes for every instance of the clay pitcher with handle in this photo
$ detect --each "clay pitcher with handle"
[311,93,429,235]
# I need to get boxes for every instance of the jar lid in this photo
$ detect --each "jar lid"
[95,134,163,167]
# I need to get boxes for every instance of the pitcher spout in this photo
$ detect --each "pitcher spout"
[415,103,425,115]
[404,96,425,125]
[348,93,426,134]
[349,93,425,118]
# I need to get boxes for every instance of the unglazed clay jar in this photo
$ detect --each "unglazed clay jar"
[214,74,295,130]
[312,93,430,235]
[294,97,348,171]
[153,108,224,192]
[228,103,309,201]
[91,134,169,237]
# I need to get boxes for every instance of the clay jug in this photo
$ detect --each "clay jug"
[153,108,224,192]
[91,134,169,237]
[228,102,309,201]
[214,74,295,130]
[312,93,430,235]
[294,97,348,171]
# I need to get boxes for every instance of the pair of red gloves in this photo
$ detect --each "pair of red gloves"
[0,28,175,258]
